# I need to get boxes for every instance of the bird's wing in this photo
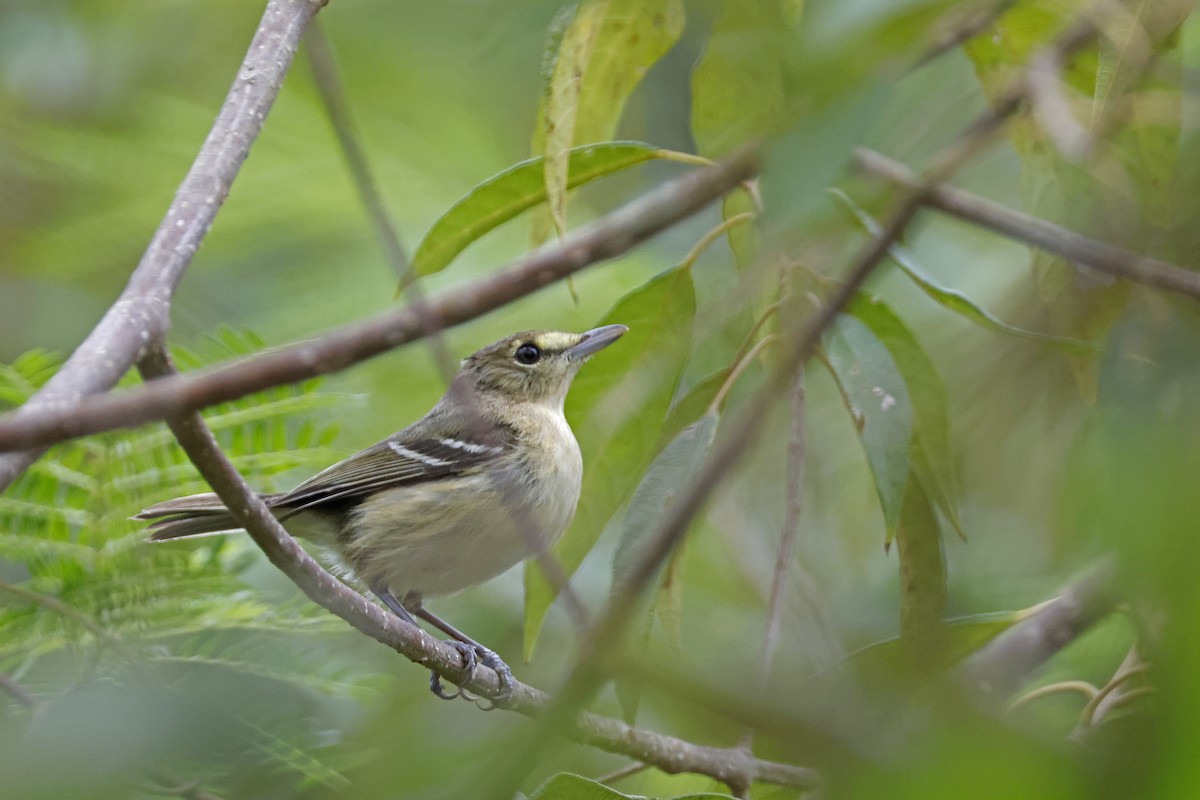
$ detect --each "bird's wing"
[278,433,512,515]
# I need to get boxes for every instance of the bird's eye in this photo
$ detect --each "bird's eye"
[514,343,542,365]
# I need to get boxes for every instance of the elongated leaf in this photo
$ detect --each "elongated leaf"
[823,314,913,537]
[691,0,798,268]
[411,142,679,278]
[690,0,792,159]
[571,0,684,146]
[831,188,1095,355]
[612,412,718,594]
[847,296,962,540]
[530,772,733,800]
[533,0,685,243]
[530,773,630,800]
[524,266,695,658]
[894,477,947,663]
[659,367,730,447]
[610,412,717,723]
[542,0,608,236]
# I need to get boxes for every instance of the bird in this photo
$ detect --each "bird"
[136,324,628,698]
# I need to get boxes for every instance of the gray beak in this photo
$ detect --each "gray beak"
[567,324,628,361]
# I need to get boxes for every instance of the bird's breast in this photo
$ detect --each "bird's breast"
[338,406,583,598]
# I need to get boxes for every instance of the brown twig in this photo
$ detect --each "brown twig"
[0,0,323,493]
[0,151,759,456]
[853,148,1200,301]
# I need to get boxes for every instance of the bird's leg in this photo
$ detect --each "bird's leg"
[371,588,512,703]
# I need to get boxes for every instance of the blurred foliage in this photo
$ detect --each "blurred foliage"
[2,0,1200,798]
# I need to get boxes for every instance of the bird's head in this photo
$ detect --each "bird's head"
[459,324,628,406]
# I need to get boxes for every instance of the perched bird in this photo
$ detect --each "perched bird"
[137,324,628,696]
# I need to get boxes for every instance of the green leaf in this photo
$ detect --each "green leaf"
[690,0,798,269]
[848,296,963,541]
[529,773,631,800]
[532,0,686,242]
[541,0,608,236]
[893,477,947,663]
[609,414,716,724]
[530,773,733,800]
[822,314,913,539]
[410,142,679,278]
[659,367,731,447]
[690,0,794,159]
[824,608,1032,684]
[831,188,1096,356]
[612,412,718,595]
[524,266,696,658]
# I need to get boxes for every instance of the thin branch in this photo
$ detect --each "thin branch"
[304,18,459,387]
[915,0,1018,68]
[1008,680,1100,712]
[1026,44,1090,159]
[144,769,227,800]
[0,150,759,456]
[305,19,411,283]
[758,369,840,678]
[854,148,1200,301]
[961,559,1118,709]
[0,669,36,710]
[594,761,650,786]
[0,0,323,493]
[1070,646,1150,739]
[760,369,804,676]
[0,580,125,651]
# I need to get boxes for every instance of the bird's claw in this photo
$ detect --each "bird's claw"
[428,640,515,708]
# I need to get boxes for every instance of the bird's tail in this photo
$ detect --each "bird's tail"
[136,493,276,541]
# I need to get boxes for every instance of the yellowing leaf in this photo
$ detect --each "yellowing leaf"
[533,0,686,243]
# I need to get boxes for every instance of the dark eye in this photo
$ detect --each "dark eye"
[515,343,541,365]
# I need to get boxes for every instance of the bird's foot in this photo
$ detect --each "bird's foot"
[429,640,515,708]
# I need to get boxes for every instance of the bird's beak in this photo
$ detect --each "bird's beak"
[567,324,628,361]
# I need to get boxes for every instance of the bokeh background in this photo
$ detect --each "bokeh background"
[2,1,1199,798]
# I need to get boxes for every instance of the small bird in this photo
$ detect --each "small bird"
[137,325,627,697]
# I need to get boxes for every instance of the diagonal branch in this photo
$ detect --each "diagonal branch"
[0,0,325,493]
[854,148,1200,301]
[0,150,759,456]
[962,558,1118,709]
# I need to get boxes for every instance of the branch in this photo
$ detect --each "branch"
[0,150,759,455]
[0,0,323,492]
[133,346,816,793]
[854,148,1200,301]
[0,670,36,710]
[961,559,1118,709]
